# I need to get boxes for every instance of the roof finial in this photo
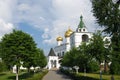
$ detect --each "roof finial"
[78,15,86,28]
[80,15,83,21]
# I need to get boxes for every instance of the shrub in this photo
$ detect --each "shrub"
[87,60,99,73]
[0,62,8,72]
[27,70,48,80]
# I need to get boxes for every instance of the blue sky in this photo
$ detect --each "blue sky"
[0,0,100,55]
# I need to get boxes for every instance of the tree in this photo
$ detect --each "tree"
[89,31,105,65]
[62,43,92,72]
[77,43,91,72]
[91,0,120,35]
[0,30,37,80]
[62,47,78,67]
[34,48,47,69]
[91,0,120,74]
[109,34,120,74]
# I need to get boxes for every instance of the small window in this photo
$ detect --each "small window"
[79,29,81,32]
[83,29,85,31]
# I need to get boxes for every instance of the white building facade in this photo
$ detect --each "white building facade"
[47,15,93,70]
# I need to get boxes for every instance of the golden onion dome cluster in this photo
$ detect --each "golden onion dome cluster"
[56,36,63,41]
[64,28,73,38]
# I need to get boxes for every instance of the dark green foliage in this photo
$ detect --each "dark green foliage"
[61,47,78,67]
[87,60,99,73]
[0,61,8,72]
[91,0,120,75]
[91,0,120,35]
[0,30,37,68]
[110,61,120,74]
[60,68,99,80]
[34,48,47,68]
[88,31,105,64]
[26,70,48,80]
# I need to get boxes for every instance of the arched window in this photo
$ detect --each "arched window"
[82,34,89,42]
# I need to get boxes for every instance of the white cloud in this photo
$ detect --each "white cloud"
[0,19,14,39]
[0,0,16,39]
[42,0,98,45]
[0,0,17,22]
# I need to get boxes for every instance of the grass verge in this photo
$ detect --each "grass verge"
[0,70,48,80]
[60,69,120,80]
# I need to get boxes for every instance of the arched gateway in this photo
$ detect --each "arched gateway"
[47,48,60,70]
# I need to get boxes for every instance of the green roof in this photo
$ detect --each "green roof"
[78,15,86,28]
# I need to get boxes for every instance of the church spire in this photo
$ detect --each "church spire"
[78,15,86,28]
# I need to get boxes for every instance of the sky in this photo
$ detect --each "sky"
[0,0,100,55]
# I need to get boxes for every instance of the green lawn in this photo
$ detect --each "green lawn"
[0,70,48,80]
[78,73,120,80]
[0,72,16,80]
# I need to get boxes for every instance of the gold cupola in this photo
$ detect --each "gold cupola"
[56,36,63,41]
[65,28,73,38]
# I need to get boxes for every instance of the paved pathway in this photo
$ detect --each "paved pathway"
[42,70,72,80]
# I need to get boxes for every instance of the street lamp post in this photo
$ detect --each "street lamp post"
[73,66,79,74]
[100,70,102,80]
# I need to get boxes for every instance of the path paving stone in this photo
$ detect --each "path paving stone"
[42,70,72,80]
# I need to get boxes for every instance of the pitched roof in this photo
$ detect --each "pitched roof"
[48,48,56,56]
[78,15,86,28]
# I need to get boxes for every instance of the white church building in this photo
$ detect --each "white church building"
[47,15,93,70]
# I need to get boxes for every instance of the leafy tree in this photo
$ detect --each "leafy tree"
[77,43,91,72]
[0,30,37,80]
[91,0,120,35]
[110,35,120,74]
[87,60,99,73]
[89,31,105,65]
[0,61,8,72]
[91,0,120,75]
[62,47,78,67]
[62,43,92,72]
[34,48,47,69]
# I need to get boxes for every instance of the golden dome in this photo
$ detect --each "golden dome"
[65,28,73,38]
[56,36,63,41]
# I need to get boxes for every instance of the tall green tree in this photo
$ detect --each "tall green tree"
[89,31,105,65]
[91,0,120,35]
[62,47,78,67]
[34,48,47,69]
[0,30,37,80]
[91,0,120,74]
[77,43,92,72]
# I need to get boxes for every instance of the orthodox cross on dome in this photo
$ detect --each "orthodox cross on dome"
[78,15,86,28]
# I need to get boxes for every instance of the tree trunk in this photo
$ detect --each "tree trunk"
[28,67,30,73]
[111,75,114,80]
[104,60,108,73]
[16,65,19,80]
